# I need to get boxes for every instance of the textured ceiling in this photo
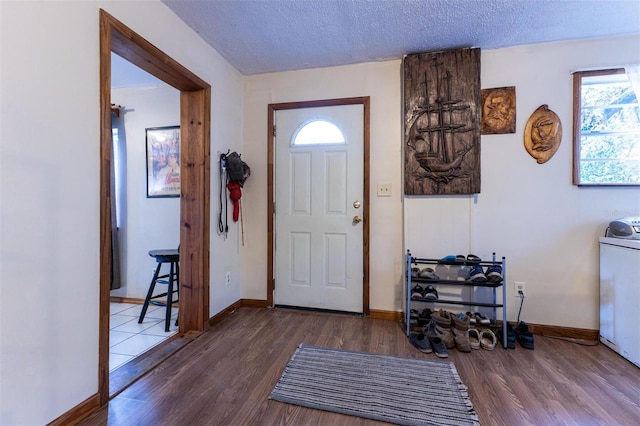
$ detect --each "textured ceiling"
[161,0,640,76]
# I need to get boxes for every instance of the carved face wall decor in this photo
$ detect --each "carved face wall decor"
[524,104,562,164]
[481,87,516,134]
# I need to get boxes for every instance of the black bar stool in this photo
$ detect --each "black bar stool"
[138,249,179,332]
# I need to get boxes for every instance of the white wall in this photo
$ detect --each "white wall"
[242,35,640,331]
[242,61,405,310]
[406,35,640,330]
[0,1,243,424]
[111,84,181,299]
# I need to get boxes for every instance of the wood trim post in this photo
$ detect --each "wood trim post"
[180,89,211,331]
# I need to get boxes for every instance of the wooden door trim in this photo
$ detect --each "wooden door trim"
[267,97,370,315]
[99,9,210,405]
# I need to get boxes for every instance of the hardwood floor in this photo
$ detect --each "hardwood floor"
[81,307,640,425]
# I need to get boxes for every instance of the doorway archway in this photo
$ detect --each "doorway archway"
[99,9,210,404]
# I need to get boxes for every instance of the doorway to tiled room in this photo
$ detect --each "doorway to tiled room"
[100,9,211,403]
[109,57,180,372]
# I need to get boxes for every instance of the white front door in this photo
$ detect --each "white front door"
[274,104,364,313]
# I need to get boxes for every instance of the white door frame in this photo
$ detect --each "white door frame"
[267,97,370,315]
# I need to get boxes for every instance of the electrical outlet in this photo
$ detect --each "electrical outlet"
[225,271,231,286]
[377,183,391,197]
[514,281,526,297]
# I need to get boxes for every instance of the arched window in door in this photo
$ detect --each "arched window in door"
[292,119,346,146]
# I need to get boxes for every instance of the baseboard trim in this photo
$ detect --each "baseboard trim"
[208,300,242,326]
[110,296,178,307]
[401,311,598,341]
[115,298,599,342]
[370,309,403,321]
[524,323,598,341]
[47,393,100,426]
[241,298,269,308]
[109,296,143,304]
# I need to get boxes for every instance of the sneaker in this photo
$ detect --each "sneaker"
[410,284,424,299]
[417,308,432,326]
[452,328,471,353]
[480,329,497,350]
[411,267,420,278]
[418,267,439,280]
[438,255,457,264]
[426,312,454,349]
[473,312,491,325]
[468,328,481,350]
[423,285,438,301]
[486,264,503,284]
[451,312,471,352]
[410,309,419,321]
[466,254,482,264]
[498,323,516,349]
[409,333,433,353]
[515,321,535,349]
[456,266,471,281]
[469,265,487,282]
[428,336,448,358]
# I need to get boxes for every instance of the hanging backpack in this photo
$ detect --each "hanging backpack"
[225,151,250,186]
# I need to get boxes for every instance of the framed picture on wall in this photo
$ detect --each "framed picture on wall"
[146,126,180,198]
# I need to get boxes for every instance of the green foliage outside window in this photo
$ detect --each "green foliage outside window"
[574,69,640,186]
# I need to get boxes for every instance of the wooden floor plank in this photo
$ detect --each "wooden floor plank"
[80,307,640,426]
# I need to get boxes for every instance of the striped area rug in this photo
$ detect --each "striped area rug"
[269,344,479,426]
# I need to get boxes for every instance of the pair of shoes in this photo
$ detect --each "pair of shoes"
[418,267,439,280]
[480,329,497,350]
[409,333,433,353]
[425,311,454,349]
[515,321,535,349]
[410,284,439,300]
[439,254,482,264]
[468,264,503,284]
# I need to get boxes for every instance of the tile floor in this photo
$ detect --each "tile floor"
[109,302,178,372]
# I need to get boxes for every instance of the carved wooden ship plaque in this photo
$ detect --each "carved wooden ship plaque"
[404,48,481,195]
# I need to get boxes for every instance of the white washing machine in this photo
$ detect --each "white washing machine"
[599,237,640,367]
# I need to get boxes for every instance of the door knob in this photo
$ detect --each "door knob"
[353,215,362,224]
[353,200,361,209]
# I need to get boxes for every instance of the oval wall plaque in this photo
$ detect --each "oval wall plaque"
[524,104,562,164]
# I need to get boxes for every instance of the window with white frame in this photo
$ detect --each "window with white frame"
[573,67,640,186]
